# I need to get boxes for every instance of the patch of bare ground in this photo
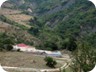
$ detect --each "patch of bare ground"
[5,14,33,28]
[0,8,33,28]
[0,52,62,69]
[0,8,21,15]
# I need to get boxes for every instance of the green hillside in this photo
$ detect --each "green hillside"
[1,0,96,51]
[28,0,96,51]
[0,0,96,71]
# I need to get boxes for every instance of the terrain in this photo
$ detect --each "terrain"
[0,0,96,51]
[0,52,71,72]
[0,0,96,72]
[0,8,40,47]
[0,52,62,68]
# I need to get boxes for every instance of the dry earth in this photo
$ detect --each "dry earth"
[0,52,62,69]
[0,8,33,28]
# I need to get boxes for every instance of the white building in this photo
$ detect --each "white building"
[46,51,62,57]
[13,43,36,52]
[13,43,62,57]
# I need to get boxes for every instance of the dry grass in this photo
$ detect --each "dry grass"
[0,21,10,27]
[0,8,33,28]
[5,14,33,28]
[0,52,62,69]
[0,8,21,15]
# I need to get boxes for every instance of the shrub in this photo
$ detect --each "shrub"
[17,49,21,52]
[6,45,13,51]
[44,56,57,68]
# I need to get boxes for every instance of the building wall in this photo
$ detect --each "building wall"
[13,45,36,52]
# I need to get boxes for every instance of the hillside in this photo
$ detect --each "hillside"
[0,8,40,47]
[0,0,95,72]
[0,0,96,51]
[0,8,33,28]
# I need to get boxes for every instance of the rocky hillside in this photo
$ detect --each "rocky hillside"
[2,0,75,15]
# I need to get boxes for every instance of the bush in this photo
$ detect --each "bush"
[0,33,15,51]
[17,49,21,52]
[44,56,57,68]
[6,45,13,51]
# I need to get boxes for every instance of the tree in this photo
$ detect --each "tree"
[29,27,39,36]
[62,37,77,51]
[4,45,13,51]
[44,40,58,51]
[71,41,96,72]
[44,56,57,68]
[0,33,15,51]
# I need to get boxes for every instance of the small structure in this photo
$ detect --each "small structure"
[13,43,36,52]
[36,50,62,57]
[46,51,62,57]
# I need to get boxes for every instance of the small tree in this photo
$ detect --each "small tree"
[62,37,77,51]
[44,56,57,68]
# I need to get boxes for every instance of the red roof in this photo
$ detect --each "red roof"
[17,43,28,47]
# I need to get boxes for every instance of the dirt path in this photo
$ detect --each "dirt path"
[3,57,71,72]
[3,63,67,72]
[3,66,40,72]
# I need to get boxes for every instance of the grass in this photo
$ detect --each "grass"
[0,52,62,69]
[65,67,72,72]
[5,14,32,28]
[0,8,33,28]
[61,67,72,72]
[0,8,21,15]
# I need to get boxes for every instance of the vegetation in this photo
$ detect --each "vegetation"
[2,0,94,52]
[70,41,96,72]
[1,0,96,71]
[0,52,61,68]
[24,0,96,52]
[0,33,14,51]
[1,0,95,52]
[44,56,57,68]
[0,15,28,30]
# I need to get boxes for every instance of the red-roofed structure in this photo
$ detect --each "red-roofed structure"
[13,43,36,52]
[13,43,62,57]
[17,43,28,47]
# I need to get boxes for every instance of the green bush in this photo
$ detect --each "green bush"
[0,33,15,51]
[5,45,13,51]
[17,49,21,52]
[44,56,57,68]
